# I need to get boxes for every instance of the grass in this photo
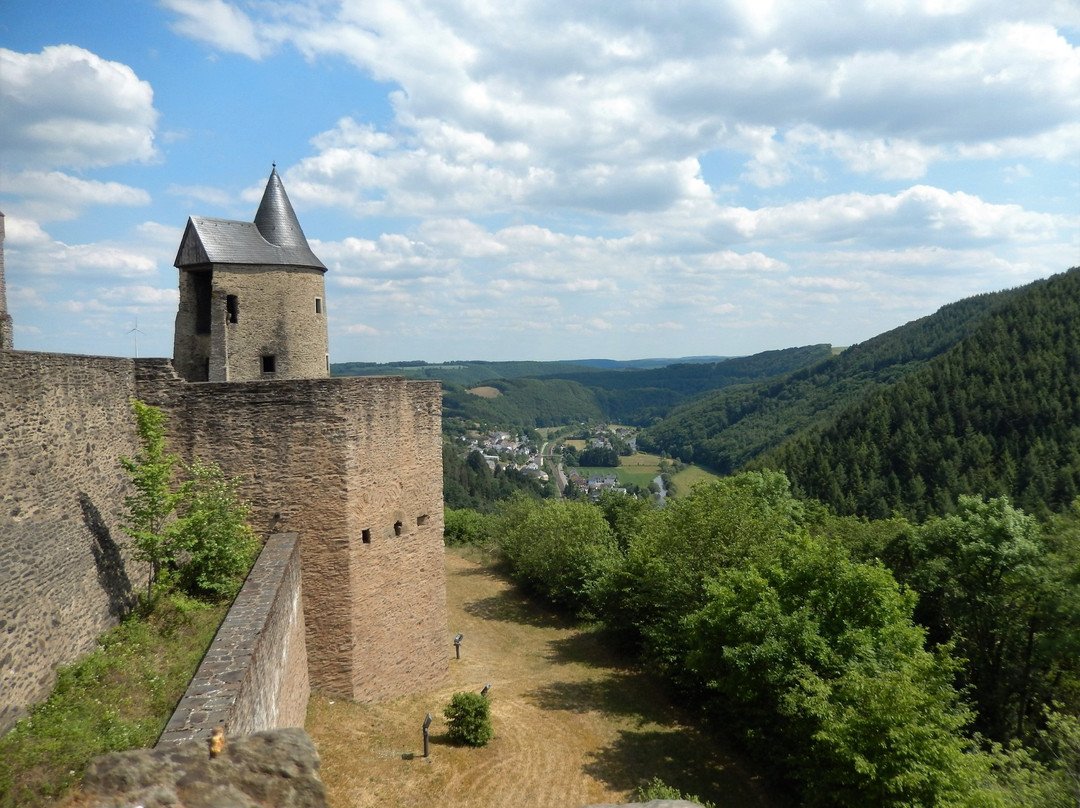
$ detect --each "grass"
[571,451,724,495]
[306,549,781,808]
[0,594,227,808]
[670,463,722,492]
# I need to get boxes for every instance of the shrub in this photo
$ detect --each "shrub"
[443,691,493,747]
[174,458,258,599]
[636,777,714,808]
[444,507,491,546]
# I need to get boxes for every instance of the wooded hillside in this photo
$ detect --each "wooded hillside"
[757,267,1080,519]
[639,284,1022,473]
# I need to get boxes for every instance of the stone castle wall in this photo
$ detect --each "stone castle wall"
[158,531,308,746]
[137,369,449,701]
[1,351,447,734]
[0,351,146,733]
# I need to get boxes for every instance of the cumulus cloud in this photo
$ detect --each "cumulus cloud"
[11,1,1076,361]
[0,45,158,169]
[3,220,170,280]
[2,171,151,222]
[175,0,1077,231]
[709,186,1065,247]
[160,0,272,59]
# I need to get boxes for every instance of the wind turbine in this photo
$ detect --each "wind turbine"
[129,318,145,359]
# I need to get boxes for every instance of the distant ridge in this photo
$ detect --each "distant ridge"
[565,356,730,370]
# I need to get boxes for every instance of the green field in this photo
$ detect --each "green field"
[670,463,722,492]
[569,452,656,491]
[567,452,721,496]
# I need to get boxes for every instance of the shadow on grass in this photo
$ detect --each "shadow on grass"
[462,588,577,630]
[542,628,632,669]
[523,672,677,726]
[583,727,782,808]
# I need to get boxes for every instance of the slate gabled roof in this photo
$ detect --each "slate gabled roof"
[174,167,326,271]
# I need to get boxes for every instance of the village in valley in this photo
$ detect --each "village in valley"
[455,424,654,501]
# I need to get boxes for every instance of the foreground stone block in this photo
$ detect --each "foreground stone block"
[81,728,328,808]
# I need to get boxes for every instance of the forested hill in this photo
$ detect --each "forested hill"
[754,267,1080,519]
[639,282,1024,473]
[442,344,832,427]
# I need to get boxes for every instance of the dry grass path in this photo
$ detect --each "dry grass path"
[306,549,780,808]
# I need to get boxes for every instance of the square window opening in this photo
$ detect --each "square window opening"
[315,297,323,314]
[361,528,371,544]
[261,355,276,374]
[226,294,238,324]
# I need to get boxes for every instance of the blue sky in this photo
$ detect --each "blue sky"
[1,1,1078,363]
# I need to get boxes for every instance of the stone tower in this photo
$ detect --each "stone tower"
[172,168,329,381]
[0,211,12,350]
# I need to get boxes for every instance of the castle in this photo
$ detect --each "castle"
[0,170,449,735]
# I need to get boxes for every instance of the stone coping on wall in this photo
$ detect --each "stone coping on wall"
[157,531,305,746]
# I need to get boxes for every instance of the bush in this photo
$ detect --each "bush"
[443,691,493,747]
[174,458,258,599]
[444,507,491,546]
[496,496,619,616]
[636,777,714,808]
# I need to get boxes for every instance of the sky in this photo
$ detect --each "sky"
[1,1,1078,363]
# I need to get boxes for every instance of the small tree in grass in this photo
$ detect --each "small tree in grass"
[120,399,257,604]
[119,399,189,603]
[443,691,493,747]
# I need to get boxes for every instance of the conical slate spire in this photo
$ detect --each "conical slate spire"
[254,165,312,251]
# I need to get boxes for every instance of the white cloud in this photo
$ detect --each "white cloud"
[709,186,1066,247]
[0,46,158,169]
[161,0,271,59]
[3,221,169,280]
[214,0,1077,228]
[98,285,179,307]
[342,323,381,336]
[10,1,1077,362]
[2,171,150,222]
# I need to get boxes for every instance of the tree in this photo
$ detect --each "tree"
[683,536,994,807]
[891,496,1069,741]
[496,496,619,616]
[120,399,258,604]
[174,459,258,599]
[443,691,493,746]
[444,507,492,546]
[119,399,188,602]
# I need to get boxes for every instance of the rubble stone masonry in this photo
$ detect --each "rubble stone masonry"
[1,351,448,734]
[0,351,146,733]
[0,212,11,350]
[136,366,449,701]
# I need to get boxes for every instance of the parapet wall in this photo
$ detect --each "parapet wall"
[158,532,308,746]
[0,351,145,733]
